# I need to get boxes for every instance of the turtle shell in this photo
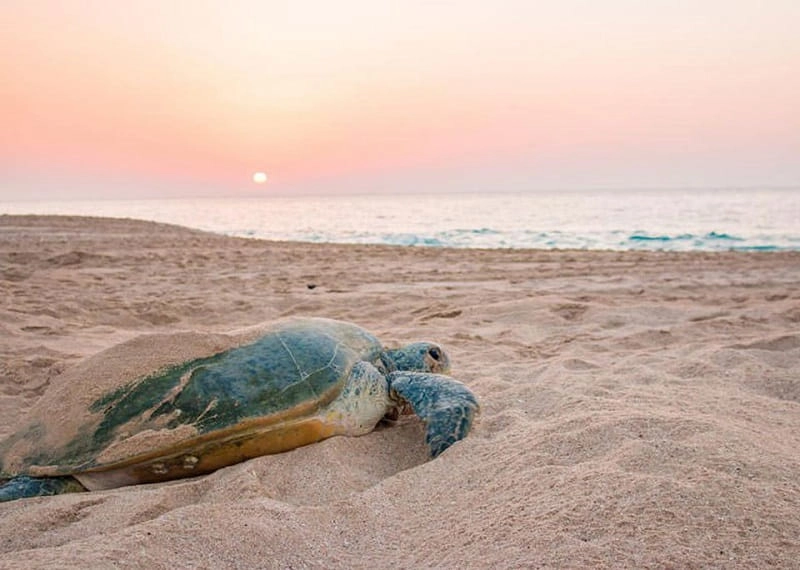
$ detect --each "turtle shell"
[0,318,384,489]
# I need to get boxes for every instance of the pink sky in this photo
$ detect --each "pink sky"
[2,0,799,200]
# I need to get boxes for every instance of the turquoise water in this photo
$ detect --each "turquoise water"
[1,189,798,251]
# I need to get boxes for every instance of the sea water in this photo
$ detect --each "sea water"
[1,189,798,251]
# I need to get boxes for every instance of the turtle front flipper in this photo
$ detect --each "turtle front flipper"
[387,372,479,457]
[0,476,86,502]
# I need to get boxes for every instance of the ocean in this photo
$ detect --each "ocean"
[1,188,798,252]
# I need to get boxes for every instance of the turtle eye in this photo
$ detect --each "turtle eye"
[428,347,441,361]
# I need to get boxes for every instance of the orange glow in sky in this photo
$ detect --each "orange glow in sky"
[2,1,799,199]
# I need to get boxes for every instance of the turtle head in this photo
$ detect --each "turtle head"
[384,342,451,374]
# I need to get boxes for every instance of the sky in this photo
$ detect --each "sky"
[1,0,799,200]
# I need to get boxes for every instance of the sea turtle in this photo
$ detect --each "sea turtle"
[0,317,479,502]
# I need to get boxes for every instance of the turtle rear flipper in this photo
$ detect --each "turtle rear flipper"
[388,372,479,457]
[0,475,86,502]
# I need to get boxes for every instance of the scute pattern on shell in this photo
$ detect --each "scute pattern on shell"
[1,318,383,476]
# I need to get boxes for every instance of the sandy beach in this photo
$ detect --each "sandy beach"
[1,214,799,569]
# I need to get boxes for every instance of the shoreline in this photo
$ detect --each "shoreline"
[1,214,799,568]
[5,212,800,254]
[4,188,799,252]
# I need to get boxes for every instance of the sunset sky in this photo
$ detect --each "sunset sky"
[2,0,799,200]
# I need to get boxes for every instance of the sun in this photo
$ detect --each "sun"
[252,172,268,184]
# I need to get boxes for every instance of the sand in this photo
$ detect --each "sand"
[1,214,799,569]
